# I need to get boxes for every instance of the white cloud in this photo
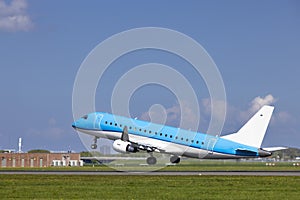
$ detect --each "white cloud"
[200,94,292,134]
[249,94,276,113]
[224,94,292,129]
[238,94,277,122]
[140,104,167,125]
[140,101,200,130]
[0,0,33,32]
[0,0,27,15]
[270,111,293,125]
[201,98,227,122]
[140,94,292,135]
[275,111,291,122]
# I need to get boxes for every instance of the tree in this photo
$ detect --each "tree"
[28,149,50,153]
[80,151,93,157]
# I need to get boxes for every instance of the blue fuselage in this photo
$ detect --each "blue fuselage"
[73,112,263,159]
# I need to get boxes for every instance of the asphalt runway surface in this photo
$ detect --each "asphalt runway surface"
[1,171,300,176]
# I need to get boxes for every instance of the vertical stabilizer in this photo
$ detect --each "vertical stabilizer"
[222,105,274,148]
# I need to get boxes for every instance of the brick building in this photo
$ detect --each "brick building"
[0,152,83,167]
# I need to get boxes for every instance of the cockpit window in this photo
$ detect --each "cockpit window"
[81,115,88,119]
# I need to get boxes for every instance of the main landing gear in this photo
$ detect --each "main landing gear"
[146,152,157,165]
[91,136,99,149]
[146,156,157,165]
[146,155,181,165]
[170,155,180,164]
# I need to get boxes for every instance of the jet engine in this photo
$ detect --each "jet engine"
[112,139,138,153]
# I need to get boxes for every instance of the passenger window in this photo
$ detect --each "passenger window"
[165,134,167,137]
[110,122,112,125]
[170,135,173,138]
[160,133,162,136]
[105,121,107,124]
[115,123,117,126]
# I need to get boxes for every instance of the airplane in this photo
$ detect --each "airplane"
[72,105,283,165]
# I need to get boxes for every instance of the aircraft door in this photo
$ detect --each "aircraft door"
[94,114,103,130]
[205,137,217,155]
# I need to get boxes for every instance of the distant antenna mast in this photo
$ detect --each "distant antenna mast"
[18,137,22,153]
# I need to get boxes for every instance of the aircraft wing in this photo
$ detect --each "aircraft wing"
[121,126,165,153]
[132,141,165,153]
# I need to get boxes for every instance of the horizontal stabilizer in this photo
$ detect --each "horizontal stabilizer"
[262,147,287,152]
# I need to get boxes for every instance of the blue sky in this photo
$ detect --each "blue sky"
[0,0,299,152]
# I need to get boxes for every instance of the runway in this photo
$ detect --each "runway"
[1,170,300,176]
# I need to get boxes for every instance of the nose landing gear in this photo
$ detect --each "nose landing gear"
[91,136,99,149]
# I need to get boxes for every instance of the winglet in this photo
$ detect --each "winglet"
[121,126,129,142]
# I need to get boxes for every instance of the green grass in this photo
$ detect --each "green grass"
[159,160,300,171]
[0,175,299,199]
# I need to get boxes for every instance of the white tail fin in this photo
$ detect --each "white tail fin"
[222,105,274,148]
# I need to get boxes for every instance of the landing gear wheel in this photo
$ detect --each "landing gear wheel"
[146,156,157,165]
[170,156,180,164]
[91,136,99,149]
[91,144,97,149]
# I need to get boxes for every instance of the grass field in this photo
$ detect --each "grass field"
[0,175,299,199]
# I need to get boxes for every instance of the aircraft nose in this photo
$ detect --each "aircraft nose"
[72,122,76,129]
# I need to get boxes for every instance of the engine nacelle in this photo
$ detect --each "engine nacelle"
[112,139,138,153]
